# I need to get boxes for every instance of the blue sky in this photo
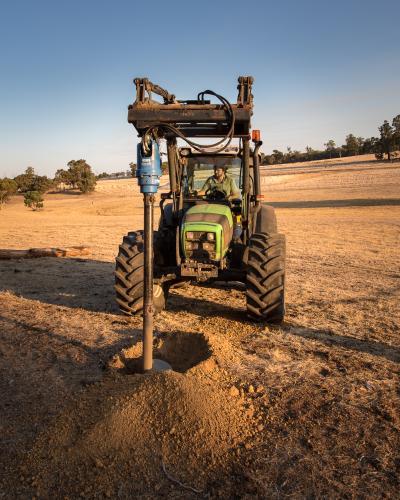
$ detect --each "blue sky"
[0,0,399,177]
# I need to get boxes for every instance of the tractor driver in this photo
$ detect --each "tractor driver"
[198,166,240,200]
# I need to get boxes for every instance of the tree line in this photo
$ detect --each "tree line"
[97,170,132,179]
[1,114,399,209]
[97,161,169,179]
[0,160,96,210]
[262,114,400,165]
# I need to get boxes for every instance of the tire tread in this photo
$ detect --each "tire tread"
[246,232,286,323]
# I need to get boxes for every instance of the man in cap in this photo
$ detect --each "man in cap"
[198,165,240,200]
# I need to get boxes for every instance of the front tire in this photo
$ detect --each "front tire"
[246,232,285,323]
[115,231,166,316]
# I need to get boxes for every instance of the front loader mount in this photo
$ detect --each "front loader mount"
[127,76,254,138]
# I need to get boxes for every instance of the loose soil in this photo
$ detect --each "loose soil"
[0,154,399,498]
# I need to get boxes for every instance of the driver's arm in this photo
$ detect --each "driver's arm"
[198,177,211,196]
[227,177,240,200]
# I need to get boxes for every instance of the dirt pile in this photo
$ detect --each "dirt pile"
[21,370,254,498]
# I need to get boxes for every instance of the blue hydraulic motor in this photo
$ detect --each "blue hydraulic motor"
[136,140,162,194]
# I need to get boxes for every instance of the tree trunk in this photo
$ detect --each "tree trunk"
[0,246,91,259]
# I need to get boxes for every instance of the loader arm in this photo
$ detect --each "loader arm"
[127,76,254,139]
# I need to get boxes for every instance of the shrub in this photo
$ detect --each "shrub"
[24,191,44,210]
[0,178,17,208]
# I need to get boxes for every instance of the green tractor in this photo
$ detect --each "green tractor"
[115,76,286,323]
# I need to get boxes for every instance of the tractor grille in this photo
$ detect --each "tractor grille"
[185,232,216,261]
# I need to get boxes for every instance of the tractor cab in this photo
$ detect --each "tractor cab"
[176,149,247,272]
[180,149,241,199]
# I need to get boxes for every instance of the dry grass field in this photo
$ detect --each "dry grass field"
[0,154,399,498]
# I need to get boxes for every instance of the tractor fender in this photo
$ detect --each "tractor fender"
[254,204,278,234]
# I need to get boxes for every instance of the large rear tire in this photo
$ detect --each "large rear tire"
[246,232,285,323]
[115,231,166,316]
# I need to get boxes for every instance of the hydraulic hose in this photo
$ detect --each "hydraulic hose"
[142,90,235,155]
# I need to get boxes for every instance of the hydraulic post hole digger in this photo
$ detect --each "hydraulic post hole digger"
[115,76,286,370]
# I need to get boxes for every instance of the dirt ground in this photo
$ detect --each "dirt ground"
[0,154,399,498]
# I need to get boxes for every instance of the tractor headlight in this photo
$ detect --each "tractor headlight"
[202,242,215,251]
[186,232,194,240]
[207,232,215,241]
[185,242,198,250]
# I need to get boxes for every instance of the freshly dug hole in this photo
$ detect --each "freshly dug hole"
[24,370,252,498]
[156,331,212,371]
[110,331,212,373]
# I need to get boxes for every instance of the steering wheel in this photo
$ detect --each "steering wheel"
[205,188,226,201]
